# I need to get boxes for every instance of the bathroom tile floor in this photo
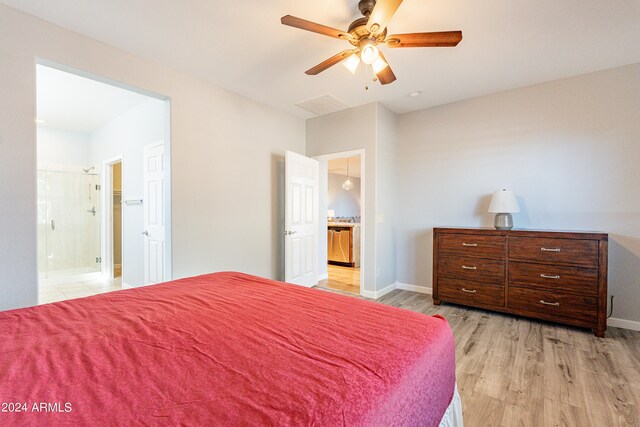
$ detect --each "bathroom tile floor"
[39,277,124,304]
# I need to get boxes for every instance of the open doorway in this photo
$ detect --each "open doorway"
[315,151,364,295]
[111,161,123,279]
[36,62,171,304]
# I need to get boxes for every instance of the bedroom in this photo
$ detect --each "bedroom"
[1,1,639,426]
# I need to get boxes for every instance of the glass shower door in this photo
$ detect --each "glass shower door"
[38,170,101,279]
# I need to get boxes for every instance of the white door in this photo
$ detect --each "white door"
[285,151,319,287]
[143,142,165,285]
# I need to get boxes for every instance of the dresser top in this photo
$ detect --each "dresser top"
[433,227,608,240]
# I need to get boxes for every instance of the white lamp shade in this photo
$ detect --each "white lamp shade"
[488,189,520,213]
[327,210,335,218]
[342,55,360,74]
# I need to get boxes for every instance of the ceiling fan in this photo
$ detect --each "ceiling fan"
[281,0,463,86]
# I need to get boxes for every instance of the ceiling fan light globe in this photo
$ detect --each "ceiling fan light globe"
[360,43,379,65]
[342,55,360,74]
[372,56,389,74]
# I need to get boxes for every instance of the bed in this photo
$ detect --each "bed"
[0,272,461,426]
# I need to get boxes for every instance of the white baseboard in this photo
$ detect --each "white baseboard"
[395,282,432,295]
[361,282,396,299]
[122,282,133,289]
[318,273,329,281]
[608,317,640,331]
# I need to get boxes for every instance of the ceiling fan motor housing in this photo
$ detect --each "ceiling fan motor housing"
[348,17,387,44]
[358,0,377,17]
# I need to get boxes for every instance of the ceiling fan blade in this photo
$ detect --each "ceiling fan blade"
[376,52,396,85]
[386,31,463,47]
[281,15,352,40]
[366,0,403,35]
[305,50,357,75]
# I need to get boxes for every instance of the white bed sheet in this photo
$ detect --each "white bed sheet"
[439,384,464,427]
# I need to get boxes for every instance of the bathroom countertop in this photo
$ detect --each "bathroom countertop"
[328,222,361,228]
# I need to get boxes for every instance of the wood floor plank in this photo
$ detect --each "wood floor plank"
[462,392,506,427]
[503,322,545,425]
[543,398,592,427]
[317,264,360,294]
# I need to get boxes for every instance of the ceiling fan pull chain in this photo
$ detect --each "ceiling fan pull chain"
[365,63,373,91]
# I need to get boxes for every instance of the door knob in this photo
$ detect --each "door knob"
[142,230,149,236]
[284,230,297,235]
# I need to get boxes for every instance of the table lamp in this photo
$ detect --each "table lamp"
[488,189,520,230]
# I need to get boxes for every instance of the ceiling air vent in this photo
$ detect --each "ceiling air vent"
[295,95,349,116]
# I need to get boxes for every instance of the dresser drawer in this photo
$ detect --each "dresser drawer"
[507,287,597,325]
[438,234,506,259]
[437,255,505,285]
[439,277,505,308]
[509,237,599,268]
[509,262,597,296]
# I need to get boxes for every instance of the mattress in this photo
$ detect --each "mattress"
[0,272,456,426]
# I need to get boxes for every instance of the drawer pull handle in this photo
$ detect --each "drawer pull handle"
[540,300,560,307]
[541,247,561,252]
[540,274,561,279]
[462,265,477,270]
[462,288,477,294]
[462,243,478,247]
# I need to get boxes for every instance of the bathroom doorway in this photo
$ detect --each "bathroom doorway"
[36,62,171,303]
[111,161,123,279]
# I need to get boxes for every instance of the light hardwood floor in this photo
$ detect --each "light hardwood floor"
[316,287,640,427]
[317,264,360,294]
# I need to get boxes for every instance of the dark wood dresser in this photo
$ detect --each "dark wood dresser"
[432,227,608,337]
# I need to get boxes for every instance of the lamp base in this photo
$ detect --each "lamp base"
[494,213,514,230]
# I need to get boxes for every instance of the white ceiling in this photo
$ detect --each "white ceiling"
[37,64,151,133]
[329,157,361,178]
[9,0,640,119]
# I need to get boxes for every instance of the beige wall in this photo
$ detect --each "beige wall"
[0,4,305,310]
[396,63,640,323]
[375,104,398,291]
[307,103,398,295]
[307,104,377,293]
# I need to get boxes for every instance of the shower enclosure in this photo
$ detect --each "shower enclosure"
[37,168,101,280]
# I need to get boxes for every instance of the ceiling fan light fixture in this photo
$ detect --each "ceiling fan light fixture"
[371,56,389,74]
[281,1,463,86]
[342,54,360,74]
[359,40,379,65]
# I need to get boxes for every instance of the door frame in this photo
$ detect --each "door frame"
[313,149,365,297]
[37,58,173,287]
[101,155,123,281]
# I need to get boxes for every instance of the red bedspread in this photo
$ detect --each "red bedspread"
[0,272,455,426]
